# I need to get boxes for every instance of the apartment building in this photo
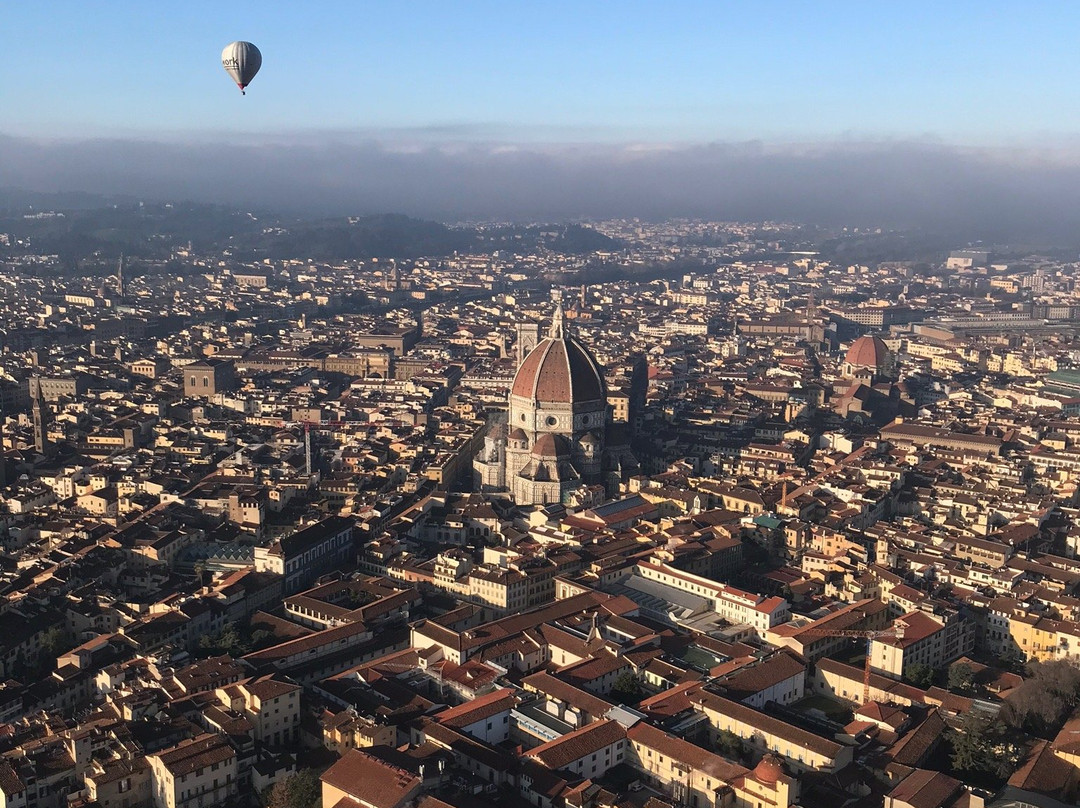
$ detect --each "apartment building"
[147,735,237,808]
[870,610,974,680]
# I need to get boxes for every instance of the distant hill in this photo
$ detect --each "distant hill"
[0,194,621,262]
[0,188,118,211]
[233,214,474,260]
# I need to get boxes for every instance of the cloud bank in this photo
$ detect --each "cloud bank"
[3,133,1080,242]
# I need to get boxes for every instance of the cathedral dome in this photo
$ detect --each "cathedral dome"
[511,303,606,406]
[845,335,888,369]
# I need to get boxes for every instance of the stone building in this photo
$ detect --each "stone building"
[475,297,635,506]
[183,358,237,398]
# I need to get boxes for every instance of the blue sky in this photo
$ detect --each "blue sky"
[3,1,1079,144]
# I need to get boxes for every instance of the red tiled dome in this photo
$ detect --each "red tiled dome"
[531,433,571,458]
[511,335,606,405]
[845,335,888,369]
[752,754,785,785]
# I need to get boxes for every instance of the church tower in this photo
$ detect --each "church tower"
[32,384,51,455]
[516,322,540,366]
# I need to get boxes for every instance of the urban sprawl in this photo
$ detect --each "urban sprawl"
[0,219,1079,808]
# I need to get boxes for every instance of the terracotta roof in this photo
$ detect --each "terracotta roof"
[532,433,572,458]
[418,720,515,771]
[522,671,614,718]
[1008,739,1079,801]
[846,336,889,368]
[511,335,605,404]
[886,710,947,768]
[242,674,301,702]
[627,722,748,782]
[174,654,246,694]
[1053,713,1080,754]
[751,754,786,785]
[419,591,624,655]
[434,688,516,729]
[878,611,944,648]
[438,659,498,690]
[152,734,235,777]
[886,769,963,808]
[638,680,698,720]
[321,749,422,808]
[243,620,371,662]
[0,762,24,797]
[557,651,629,685]
[716,651,805,701]
[527,719,626,771]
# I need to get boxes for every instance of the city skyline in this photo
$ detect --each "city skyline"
[4,7,1080,808]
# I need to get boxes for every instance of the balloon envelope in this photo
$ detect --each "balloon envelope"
[222,41,261,92]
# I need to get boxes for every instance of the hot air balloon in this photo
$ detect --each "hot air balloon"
[221,41,261,95]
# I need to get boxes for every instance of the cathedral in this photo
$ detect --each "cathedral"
[474,297,635,506]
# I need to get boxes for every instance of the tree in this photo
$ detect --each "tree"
[1003,660,1080,734]
[947,662,975,693]
[40,626,70,657]
[905,663,935,689]
[198,622,252,656]
[950,712,1024,781]
[249,629,275,651]
[31,626,72,675]
[611,671,644,705]
[265,770,320,808]
[998,648,1026,675]
[715,729,746,760]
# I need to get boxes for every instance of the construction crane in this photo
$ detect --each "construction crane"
[275,419,353,477]
[800,624,905,706]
